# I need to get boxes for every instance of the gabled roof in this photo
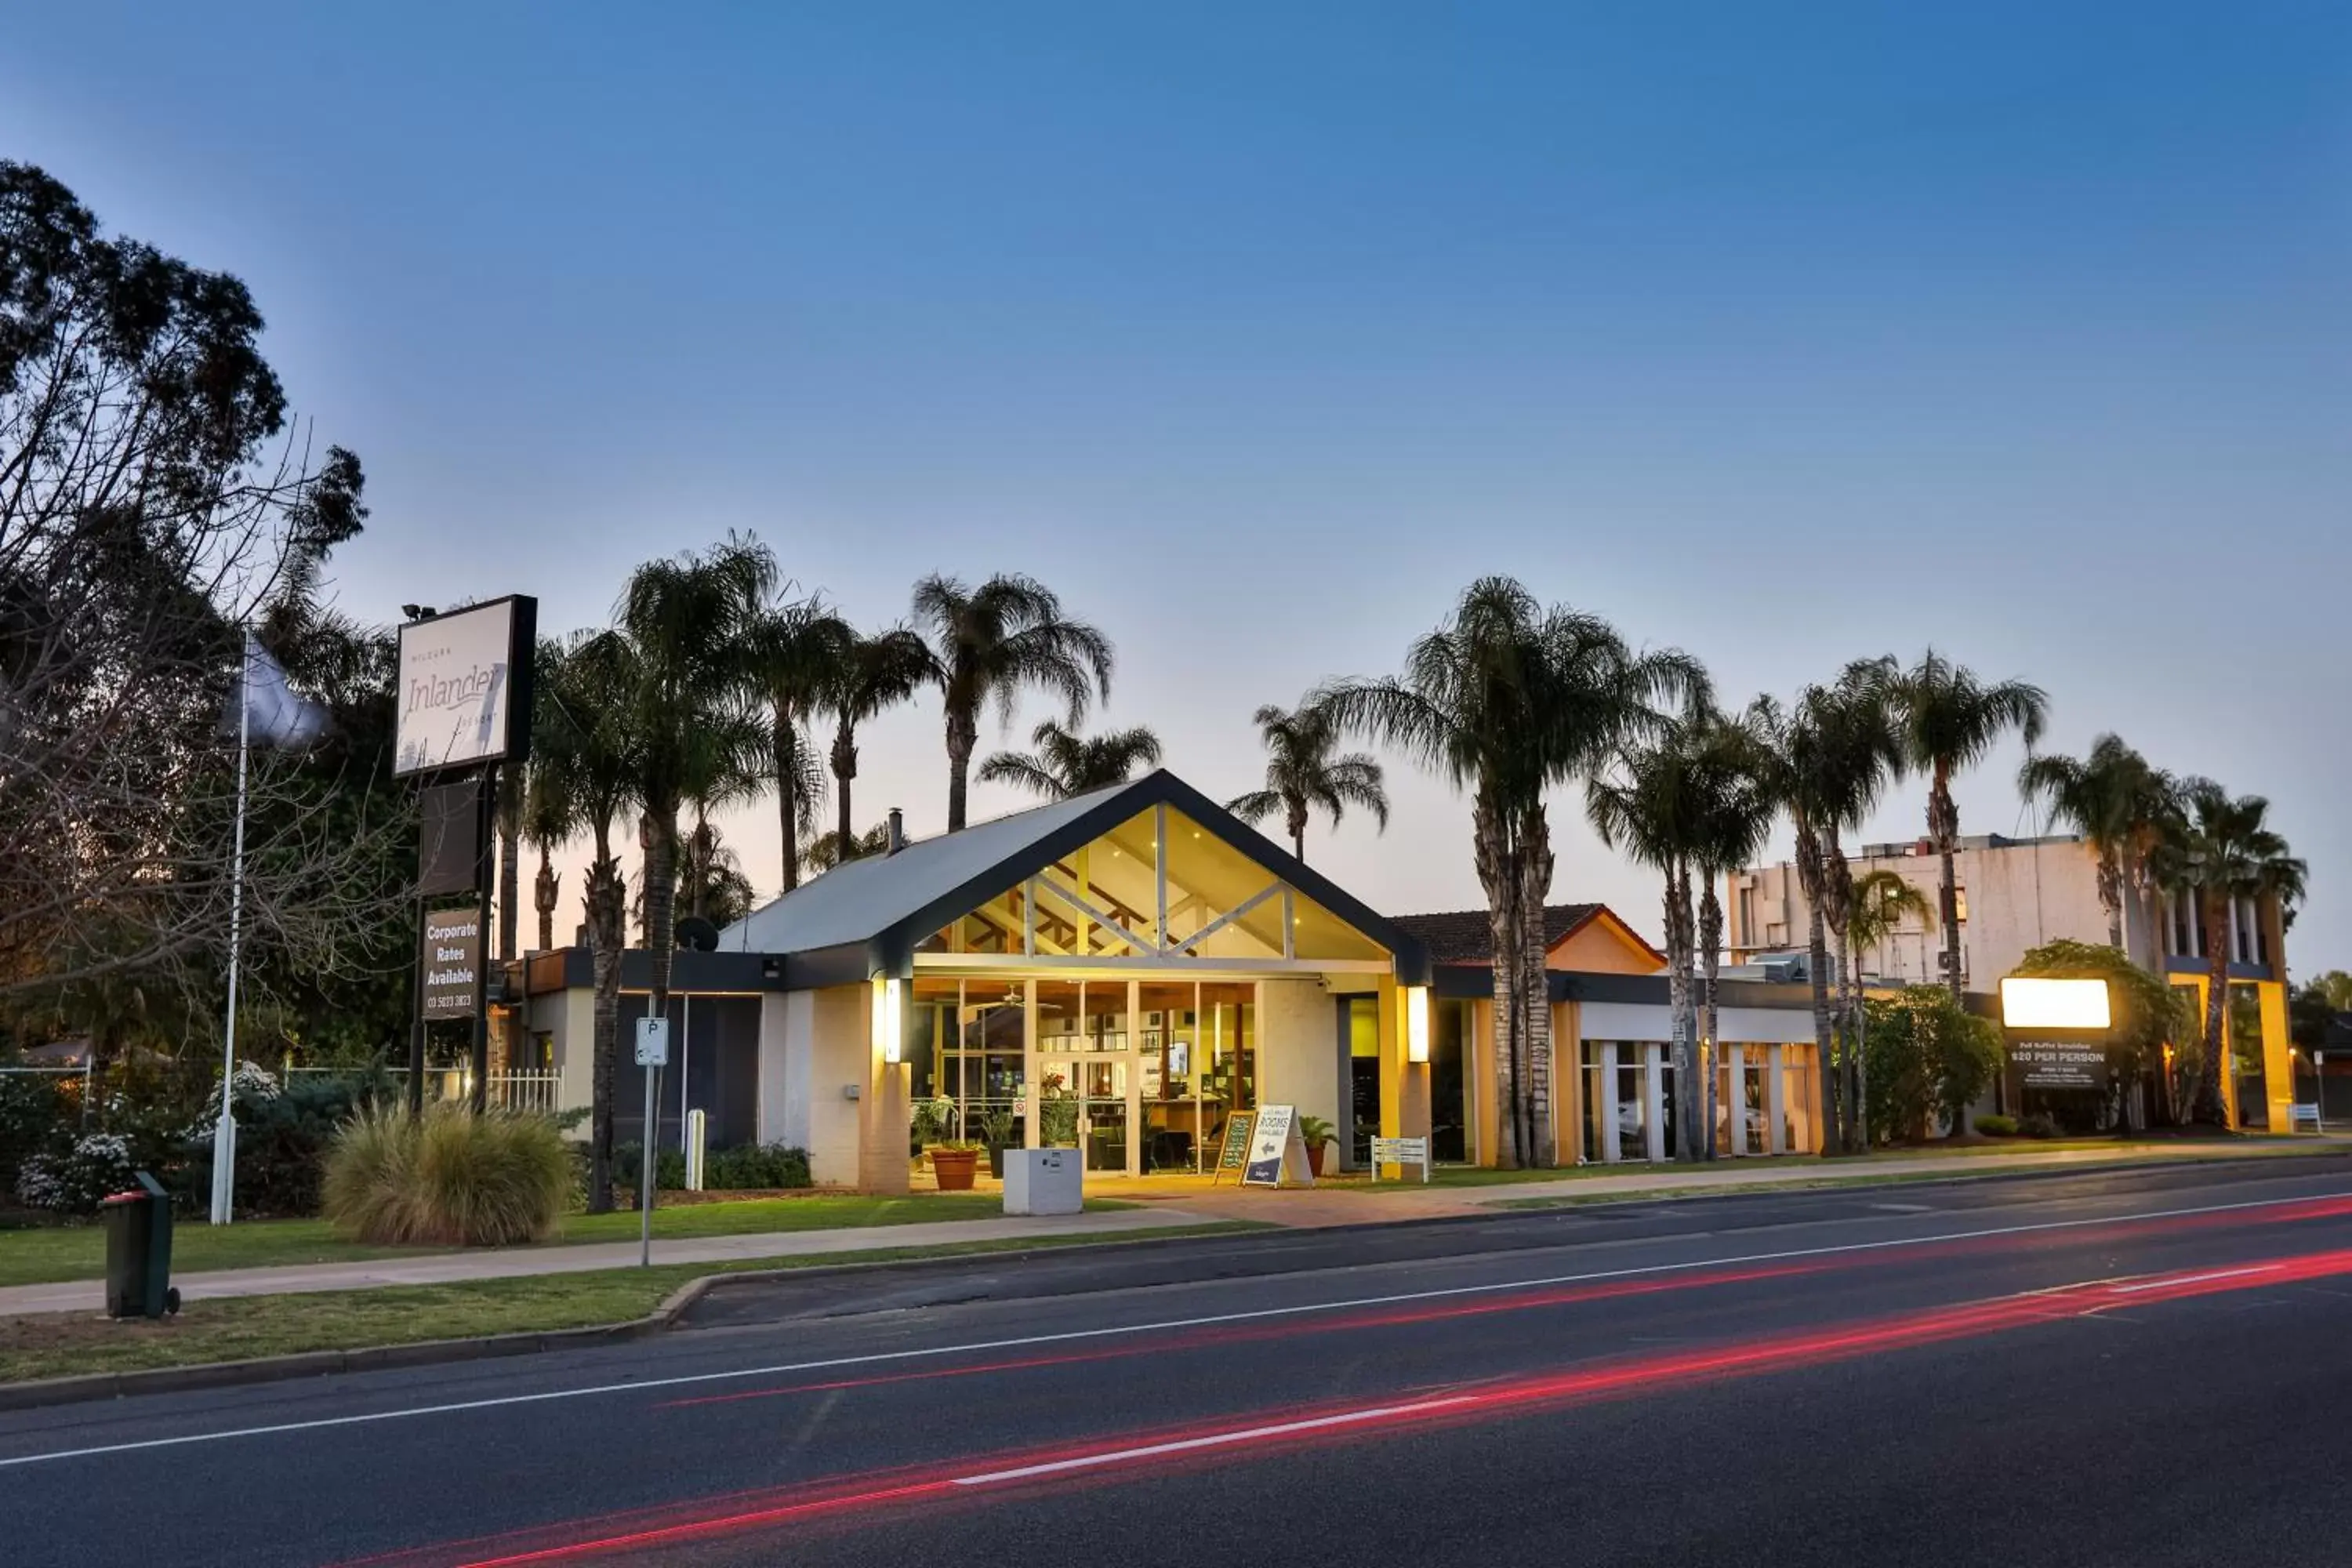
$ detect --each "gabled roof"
[1389,902,1668,969]
[1389,903,1603,964]
[721,769,1428,985]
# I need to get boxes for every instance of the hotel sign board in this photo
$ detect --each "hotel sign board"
[2013,1040,2106,1090]
[420,906,484,1021]
[394,597,537,779]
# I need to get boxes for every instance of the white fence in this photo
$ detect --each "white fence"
[281,1066,568,1116]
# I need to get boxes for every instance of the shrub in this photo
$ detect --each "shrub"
[2016,1112,2064,1140]
[1974,1113,2019,1137]
[1862,988,2006,1145]
[702,1142,811,1190]
[0,1072,75,1200]
[324,1105,571,1247]
[612,1141,686,1193]
[180,1067,397,1218]
[14,1132,138,1213]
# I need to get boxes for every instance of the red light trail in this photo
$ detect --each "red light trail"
[398,1242,2352,1568]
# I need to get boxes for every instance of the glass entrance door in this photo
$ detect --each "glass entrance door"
[1036,1054,1131,1173]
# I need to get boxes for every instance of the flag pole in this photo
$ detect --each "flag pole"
[210,634,252,1225]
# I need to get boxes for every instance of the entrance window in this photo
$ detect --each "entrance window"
[1200,982,1256,1140]
[1580,1041,1608,1163]
[1140,981,1203,1172]
[1431,999,1469,1163]
[1615,1046,1650,1160]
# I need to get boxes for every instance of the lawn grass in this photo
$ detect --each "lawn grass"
[0,1192,1138,1288]
[0,1222,1264,1385]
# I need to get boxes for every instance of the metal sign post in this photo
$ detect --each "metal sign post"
[634,1016,670,1267]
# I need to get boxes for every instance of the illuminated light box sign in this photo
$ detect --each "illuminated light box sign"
[2013,1040,2106,1090]
[394,597,536,778]
[2000,977,2112,1032]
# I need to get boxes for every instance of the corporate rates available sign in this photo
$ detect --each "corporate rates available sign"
[394,598,535,777]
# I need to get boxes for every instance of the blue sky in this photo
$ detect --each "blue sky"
[8,3,2347,960]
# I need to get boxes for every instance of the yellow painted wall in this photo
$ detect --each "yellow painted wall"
[2165,973,2294,1135]
[1548,918,1666,975]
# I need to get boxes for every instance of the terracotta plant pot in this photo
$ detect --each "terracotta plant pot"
[931,1148,980,1192]
[1306,1142,1329,1178]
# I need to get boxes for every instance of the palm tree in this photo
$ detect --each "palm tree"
[521,763,575,953]
[1888,650,2049,1004]
[2019,735,2176,959]
[613,537,772,1117]
[1748,660,1905,1154]
[1844,868,1937,1140]
[495,767,524,962]
[1687,713,1777,1157]
[913,573,1114,833]
[979,720,1163,801]
[822,624,935,858]
[1588,718,1710,1160]
[677,704,766,928]
[534,628,642,1210]
[1844,867,1935,971]
[802,820,897,874]
[1320,578,1702,1168]
[2163,780,2307,1125]
[1227,702,1389,862]
[746,589,853,894]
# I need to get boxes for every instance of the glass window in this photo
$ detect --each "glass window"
[1431,1000,1469,1163]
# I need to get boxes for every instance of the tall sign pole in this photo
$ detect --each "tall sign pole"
[395,597,537,1120]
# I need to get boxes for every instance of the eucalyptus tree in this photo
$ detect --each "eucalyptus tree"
[822,625,935,858]
[1748,659,1905,1154]
[2018,735,2176,959]
[2162,780,2307,1126]
[1227,702,1390,862]
[1320,578,1701,1167]
[979,720,1163,801]
[533,629,643,1210]
[913,573,1115,832]
[747,590,852,893]
[1888,651,2049,1004]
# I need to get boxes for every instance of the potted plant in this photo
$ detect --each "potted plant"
[980,1107,1018,1178]
[1296,1115,1337,1178]
[930,1141,982,1191]
[909,1095,952,1159]
[1040,1073,1081,1149]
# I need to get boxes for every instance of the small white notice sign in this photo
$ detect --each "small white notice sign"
[634,1016,670,1068]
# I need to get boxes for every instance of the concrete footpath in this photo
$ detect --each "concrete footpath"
[4,1138,2338,1319]
[0,1208,1217,1319]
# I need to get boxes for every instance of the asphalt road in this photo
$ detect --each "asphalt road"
[8,1156,2352,1567]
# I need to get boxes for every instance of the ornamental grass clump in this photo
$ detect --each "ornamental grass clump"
[323,1104,571,1247]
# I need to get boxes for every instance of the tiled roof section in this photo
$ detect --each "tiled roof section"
[1386,903,1606,964]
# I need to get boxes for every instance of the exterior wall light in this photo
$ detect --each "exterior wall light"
[1405,985,1431,1064]
[873,975,904,1064]
[1999,976,2111,1031]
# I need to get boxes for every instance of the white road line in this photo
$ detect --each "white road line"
[2107,1264,2280,1294]
[947,1396,1479,1486]
[2,1183,2343,1472]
